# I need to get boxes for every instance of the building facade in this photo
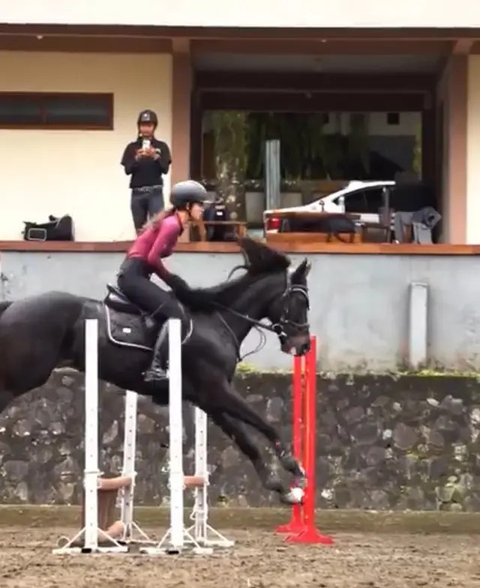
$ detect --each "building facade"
[1,1,480,242]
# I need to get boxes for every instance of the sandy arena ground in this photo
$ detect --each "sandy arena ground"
[1,526,480,588]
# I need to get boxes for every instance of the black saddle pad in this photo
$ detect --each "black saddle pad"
[104,306,158,351]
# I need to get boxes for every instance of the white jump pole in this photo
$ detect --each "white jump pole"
[142,318,207,554]
[53,318,128,555]
[141,318,233,556]
[83,317,101,550]
[119,390,154,545]
[169,317,186,552]
[187,407,234,548]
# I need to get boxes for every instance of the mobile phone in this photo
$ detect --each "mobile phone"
[142,138,151,150]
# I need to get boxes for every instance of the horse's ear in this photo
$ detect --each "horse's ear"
[239,237,270,268]
[238,236,252,260]
[291,257,311,282]
[238,236,252,267]
[303,258,312,275]
[239,237,291,274]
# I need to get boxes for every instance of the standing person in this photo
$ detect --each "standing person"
[121,109,172,234]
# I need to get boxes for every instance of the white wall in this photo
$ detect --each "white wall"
[467,56,480,244]
[3,0,480,28]
[0,51,172,241]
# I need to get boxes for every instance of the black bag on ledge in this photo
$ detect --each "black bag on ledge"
[23,214,74,242]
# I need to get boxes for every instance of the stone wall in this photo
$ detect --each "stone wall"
[1,370,480,511]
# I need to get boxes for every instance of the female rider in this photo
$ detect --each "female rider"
[117,179,211,383]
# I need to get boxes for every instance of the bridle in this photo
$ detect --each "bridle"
[272,281,310,344]
[212,269,311,360]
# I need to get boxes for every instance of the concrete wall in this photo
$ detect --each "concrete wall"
[0,51,172,241]
[3,0,480,28]
[2,250,480,372]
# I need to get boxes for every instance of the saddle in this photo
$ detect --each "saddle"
[103,284,190,336]
[104,284,145,316]
[101,284,159,352]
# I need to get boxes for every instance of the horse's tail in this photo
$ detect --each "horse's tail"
[0,301,12,319]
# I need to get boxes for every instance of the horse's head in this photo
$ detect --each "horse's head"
[268,259,311,356]
[238,238,312,356]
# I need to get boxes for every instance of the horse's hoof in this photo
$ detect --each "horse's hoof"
[282,487,304,505]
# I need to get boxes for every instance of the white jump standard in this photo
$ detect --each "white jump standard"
[186,407,234,549]
[53,319,153,555]
[141,318,234,556]
[119,389,154,545]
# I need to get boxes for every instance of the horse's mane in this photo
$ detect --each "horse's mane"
[198,238,291,306]
[234,237,290,276]
[165,238,292,310]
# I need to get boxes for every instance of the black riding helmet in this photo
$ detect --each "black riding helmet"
[170,180,210,210]
[137,109,158,127]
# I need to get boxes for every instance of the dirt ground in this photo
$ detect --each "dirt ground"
[1,526,480,588]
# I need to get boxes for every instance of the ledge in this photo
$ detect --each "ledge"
[0,240,239,253]
[0,240,480,255]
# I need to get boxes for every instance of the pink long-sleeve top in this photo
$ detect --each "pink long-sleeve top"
[126,213,183,278]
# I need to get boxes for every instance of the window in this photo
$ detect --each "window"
[341,191,367,213]
[387,112,400,126]
[363,188,385,213]
[0,92,113,130]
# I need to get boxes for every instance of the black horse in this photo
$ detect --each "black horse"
[0,238,311,504]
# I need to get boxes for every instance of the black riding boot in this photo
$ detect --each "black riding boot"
[144,321,169,383]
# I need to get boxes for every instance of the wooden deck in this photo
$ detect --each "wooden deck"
[1,239,480,256]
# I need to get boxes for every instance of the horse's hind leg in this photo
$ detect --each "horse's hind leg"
[208,410,289,500]
[0,377,15,416]
[0,328,61,396]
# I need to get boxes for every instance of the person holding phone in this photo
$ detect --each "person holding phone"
[121,109,172,234]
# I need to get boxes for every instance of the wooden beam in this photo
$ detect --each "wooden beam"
[192,39,451,56]
[452,39,475,54]
[171,38,193,186]
[1,23,480,41]
[172,37,190,54]
[0,34,172,53]
[195,71,436,92]
[1,240,479,255]
[199,90,427,112]
[446,55,468,243]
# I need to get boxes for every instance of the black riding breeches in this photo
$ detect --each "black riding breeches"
[117,257,183,320]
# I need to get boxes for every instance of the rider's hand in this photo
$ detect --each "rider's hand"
[165,274,189,292]
[176,287,217,312]
[164,274,217,312]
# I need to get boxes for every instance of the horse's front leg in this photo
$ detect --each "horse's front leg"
[207,409,291,502]
[202,378,305,504]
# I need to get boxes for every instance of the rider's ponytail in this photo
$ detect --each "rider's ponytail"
[141,207,176,232]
